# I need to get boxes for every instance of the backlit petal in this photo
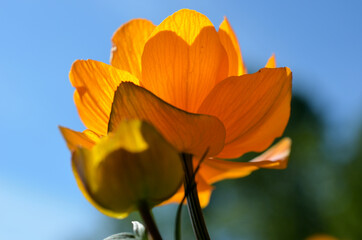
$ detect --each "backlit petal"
[108,82,226,157]
[198,68,292,158]
[59,126,98,151]
[141,9,228,112]
[70,60,139,135]
[110,19,155,80]
[149,9,213,45]
[265,54,276,68]
[83,129,102,142]
[218,17,247,76]
[250,137,291,169]
[200,138,291,184]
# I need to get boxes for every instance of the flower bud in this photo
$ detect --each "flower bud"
[70,120,183,218]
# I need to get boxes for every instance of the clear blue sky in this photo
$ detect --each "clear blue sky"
[1,0,361,239]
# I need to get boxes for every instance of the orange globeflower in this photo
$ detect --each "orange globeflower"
[62,9,292,207]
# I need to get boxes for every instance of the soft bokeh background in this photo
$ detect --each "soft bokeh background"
[1,0,361,239]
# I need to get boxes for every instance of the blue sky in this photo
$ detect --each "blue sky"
[0,0,361,239]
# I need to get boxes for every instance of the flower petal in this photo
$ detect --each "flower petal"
[198,67,292,158]
[160,173,213,208]
[149,9,213,45]
[249,137,291,169]
[141,9,228,112]
[70,60,139,135]
[72,120,183,219]
[59,126,98,151]
[218,17,247,76]
[265,54,276,68]
[108,82,226,157]
[110,19,155,80]
[200,138,291,184]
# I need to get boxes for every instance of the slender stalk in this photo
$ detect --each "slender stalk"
[138,201,162,240]
[181,153,210,240]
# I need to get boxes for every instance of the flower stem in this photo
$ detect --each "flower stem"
[181,153,210,240]
[138,201,162,240]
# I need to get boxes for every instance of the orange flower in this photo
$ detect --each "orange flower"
[61,9,292,207]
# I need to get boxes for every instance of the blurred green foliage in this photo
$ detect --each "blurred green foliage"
[76,94,362,240]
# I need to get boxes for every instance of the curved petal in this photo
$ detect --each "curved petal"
[200,138,291,184]
[149,9,213,45]
[72,120,183,219]
[110,19,155,80]
[70,60,139,135]
[59,126,98,151]
[218,17,247,76]
[160,173,213,208]
[198,67,292,158]
[249,137,291,169]
[71,151,130,219]
[141,9,228,112]
[108,82,226,157]
[265,54,276,68]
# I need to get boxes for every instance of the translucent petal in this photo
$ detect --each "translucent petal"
[111,19,155,80]
[108,82,226,157]
[199,68,292,158]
